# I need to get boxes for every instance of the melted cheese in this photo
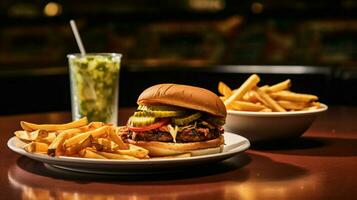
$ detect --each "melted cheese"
[167,124,179,143]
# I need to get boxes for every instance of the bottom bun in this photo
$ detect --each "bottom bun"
[128,135,224,157]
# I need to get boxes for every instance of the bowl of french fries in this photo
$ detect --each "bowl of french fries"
[219,74,327,142]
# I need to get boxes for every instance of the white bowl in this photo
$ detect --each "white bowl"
[224,104,328,143]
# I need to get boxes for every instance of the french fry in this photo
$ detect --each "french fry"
[48,132,67,156]
[219,74,323,112]
[24,142,49,153]
[63,132,92,148]
[310,102,322,108]
[50,122,98,148]
[218,81,233,97]
[55,122,93,135]
[302,106,320,111]
[79,148,107,159]
[116,144,149,159]
[151,153,192,159]
[267,79,291,92]
[16,118,155,160]
[109,127,129,150]
[96,151,140,160]
[224,74,260,107]
[230,101,266,111]
[20,117,88,132]
[277,100,307,110]
[37,132,57,144]
[95,138,118,151]
[47,128,84,156]
[87,122,105,130]
[65,136,92,156]
[259,85,270,91]
[242,90,258,102]
[14,131,29,140]
[90,126,110,138]
[270,91,318,102]
[260,108,273,112]
[256,88,286,112]
[251,90,270,107]
[14,130,49,142]
[116,126,128,133]
[63,126,109,148]
[220,96,227,101]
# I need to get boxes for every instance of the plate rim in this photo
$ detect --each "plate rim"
[7,132,250,165]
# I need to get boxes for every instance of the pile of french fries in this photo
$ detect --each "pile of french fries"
[219,74,322,112]
[14,117,150,160]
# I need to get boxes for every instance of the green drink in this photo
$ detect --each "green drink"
[68,53,121,125]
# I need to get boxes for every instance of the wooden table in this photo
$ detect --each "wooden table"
[1,107,356,200]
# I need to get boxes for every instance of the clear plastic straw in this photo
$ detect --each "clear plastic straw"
[70,20,86,55]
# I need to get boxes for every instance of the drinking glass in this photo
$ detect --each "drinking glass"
[68,53,122,125]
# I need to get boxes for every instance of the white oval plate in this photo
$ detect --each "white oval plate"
[7,132,250,174]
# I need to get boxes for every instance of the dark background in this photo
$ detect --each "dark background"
[1,0,357,115]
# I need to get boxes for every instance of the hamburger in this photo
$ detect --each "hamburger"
[121,84,226,157]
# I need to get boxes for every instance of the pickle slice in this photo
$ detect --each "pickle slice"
[133,111,152,117]
[149,110,186,117]
[207,116,225,126]
[128,116,156,127]
[172,112,202,125]
[137,105,186,117]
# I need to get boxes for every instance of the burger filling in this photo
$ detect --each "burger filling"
[121,105,225,143]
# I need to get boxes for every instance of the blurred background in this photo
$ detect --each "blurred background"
[1,0,357,115]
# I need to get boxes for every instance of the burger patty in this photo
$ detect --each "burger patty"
[127,128,223,143]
